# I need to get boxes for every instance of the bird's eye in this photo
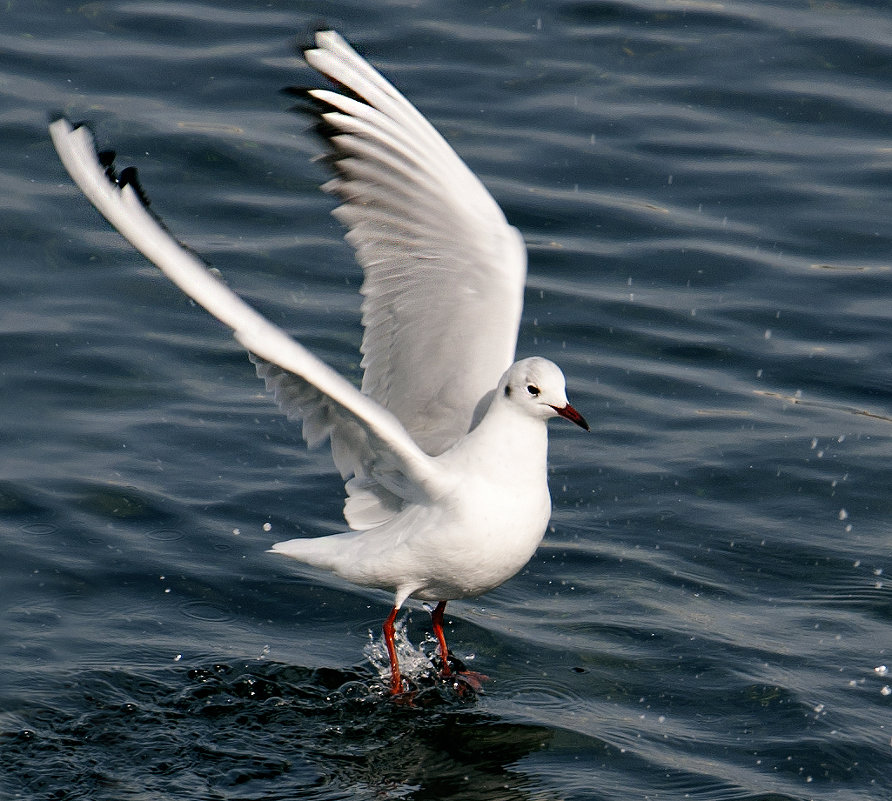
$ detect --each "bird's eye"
[526,384,540,396]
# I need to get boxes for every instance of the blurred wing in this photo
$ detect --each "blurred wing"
[49,118,447,522]
[301,30,526,455]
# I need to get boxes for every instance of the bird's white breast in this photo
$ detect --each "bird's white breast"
[409,406,553,600]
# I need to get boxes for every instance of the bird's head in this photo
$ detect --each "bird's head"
[498,357,589,430]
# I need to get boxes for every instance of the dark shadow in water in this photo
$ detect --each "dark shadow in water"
[0,660,556,801]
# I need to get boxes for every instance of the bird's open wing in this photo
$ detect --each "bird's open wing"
[298,30,526,456]
[49,118,446,517]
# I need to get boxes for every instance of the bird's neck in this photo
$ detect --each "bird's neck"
[449,396,549,478]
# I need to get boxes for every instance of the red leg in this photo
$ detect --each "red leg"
[431,601,489,693]
[382,607,402,695]
[430,600,452,676]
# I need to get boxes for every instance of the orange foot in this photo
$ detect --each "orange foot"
[437,653,489,695]
[450,668,489,695]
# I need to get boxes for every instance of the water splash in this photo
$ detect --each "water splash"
[362,617,440,688]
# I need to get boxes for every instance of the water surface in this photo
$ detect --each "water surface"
[1,1,890,799]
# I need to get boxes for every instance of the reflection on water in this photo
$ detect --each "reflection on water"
[2,661,556,801]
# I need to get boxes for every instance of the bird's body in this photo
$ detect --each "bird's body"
[49,30,588,695]
[272,357,559,607]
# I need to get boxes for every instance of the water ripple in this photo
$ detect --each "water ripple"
[1,2,890,800]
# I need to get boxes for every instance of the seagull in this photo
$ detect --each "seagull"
[49,30,588,696]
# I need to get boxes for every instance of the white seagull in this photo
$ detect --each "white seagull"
[49,30,588,695]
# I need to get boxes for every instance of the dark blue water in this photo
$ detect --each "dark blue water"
[2,2,890,799]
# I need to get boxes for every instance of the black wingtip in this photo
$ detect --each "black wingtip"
[282,86,344,114]
[280,85,309,98]
[48,114,93,134]
[281,28,373,166]
[117,165,151,207]
[91,146,152,209]
[293,20,332,57]
[47,110,70,128]
[280,85,321,109]
[307,21,333,44]
[311,118,342,141]
[281,86,327,122]
[97,149,118,183]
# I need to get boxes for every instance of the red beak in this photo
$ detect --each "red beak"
[551,403,589,431]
